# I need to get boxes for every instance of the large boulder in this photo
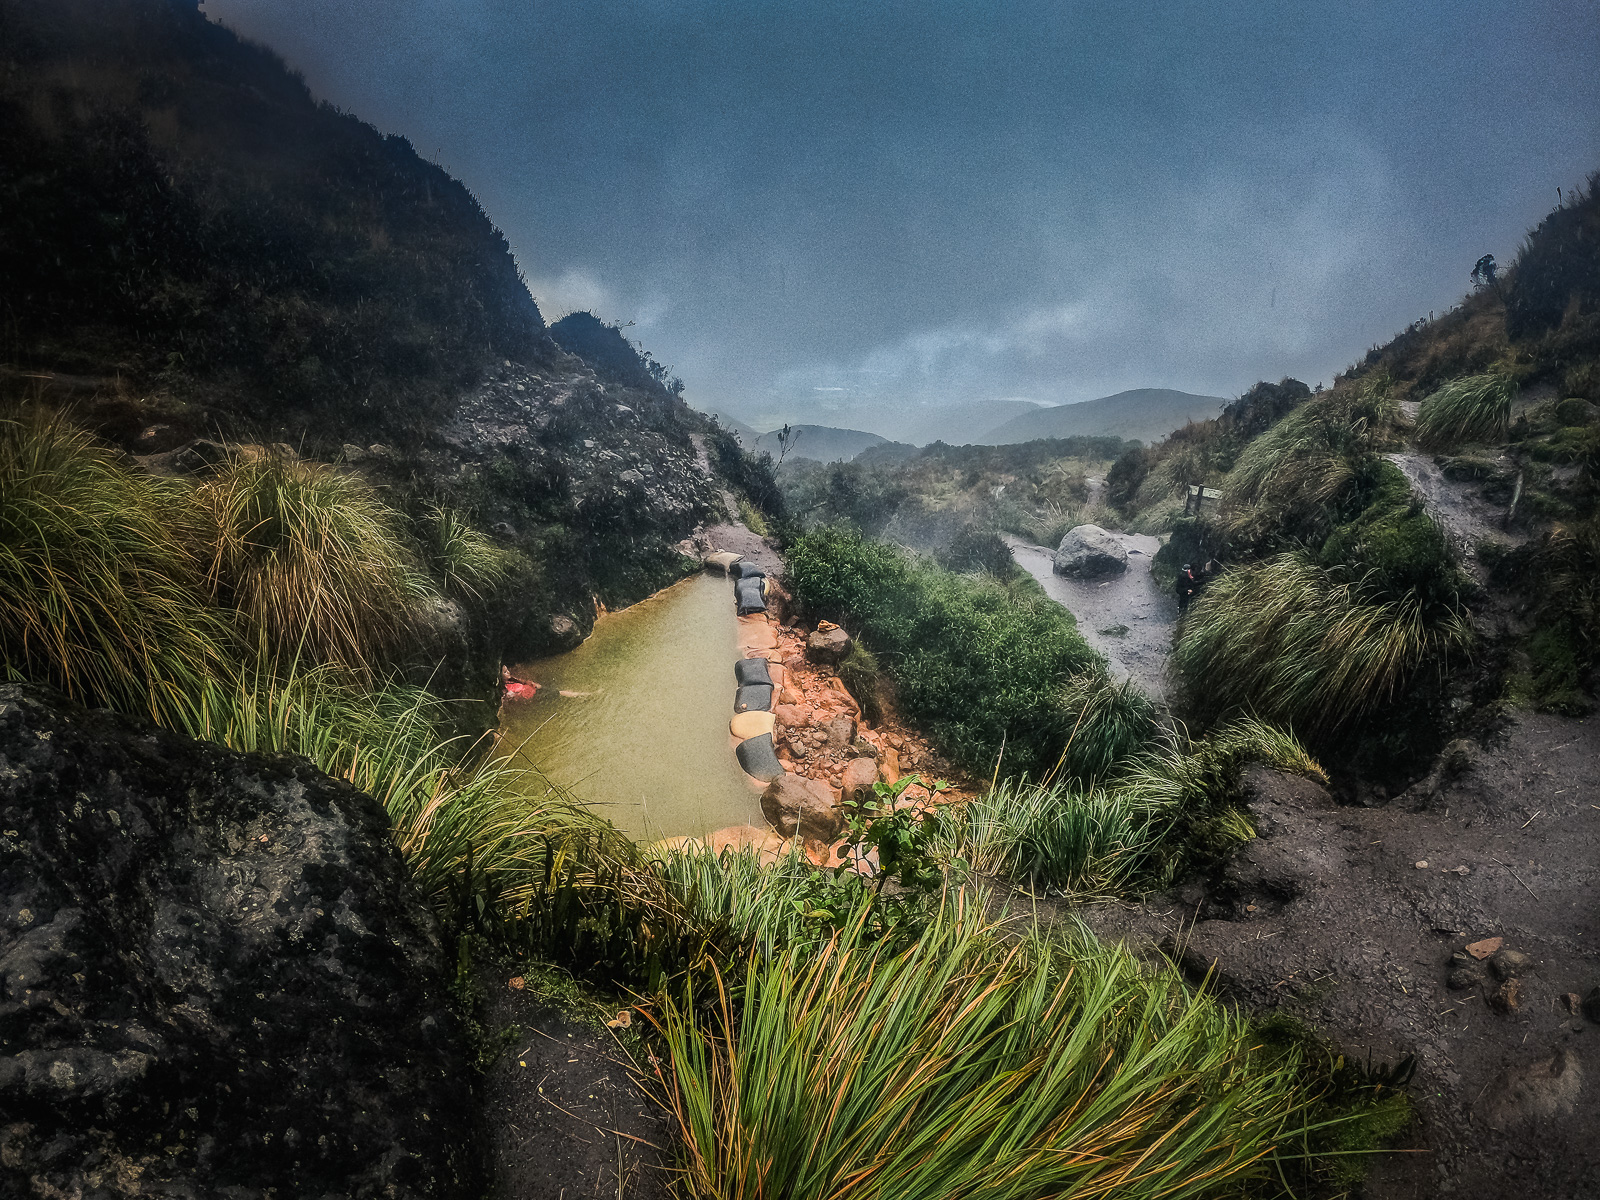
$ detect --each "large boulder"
[1053,524,1128,579]
[0,685,479,1197]
[760,773,843,841]
[805,624,852,665]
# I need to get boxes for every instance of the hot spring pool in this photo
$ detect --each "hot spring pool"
[496,571,767,841]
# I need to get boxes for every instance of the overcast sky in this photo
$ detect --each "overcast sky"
[203,0,1600,437]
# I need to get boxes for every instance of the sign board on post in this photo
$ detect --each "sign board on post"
[1184,484,1225,515]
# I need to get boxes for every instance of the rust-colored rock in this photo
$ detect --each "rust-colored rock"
[825,715,857,749]
[1489,977,1522,1014]
[841,756,880,807]
[761,773,843,841]
[773,703,810,729]
[1467,937,1505,960]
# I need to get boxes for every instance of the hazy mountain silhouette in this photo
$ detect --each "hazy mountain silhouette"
[980,388,1229,445]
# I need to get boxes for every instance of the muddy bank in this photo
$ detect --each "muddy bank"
[1005,531,1176,701]
[1079,713,1600,1200]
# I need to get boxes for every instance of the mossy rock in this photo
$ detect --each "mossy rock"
[1555,397,1598,426]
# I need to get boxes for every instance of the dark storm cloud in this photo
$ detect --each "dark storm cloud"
[204,0,1600,437]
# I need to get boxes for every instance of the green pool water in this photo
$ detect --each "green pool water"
[497,570,767,841]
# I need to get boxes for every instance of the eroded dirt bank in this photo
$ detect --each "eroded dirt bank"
[1081,716,1600,1199]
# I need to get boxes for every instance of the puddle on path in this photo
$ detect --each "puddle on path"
[498,571,766,840]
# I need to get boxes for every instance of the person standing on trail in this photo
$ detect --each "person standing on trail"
[1176,564,1198,612]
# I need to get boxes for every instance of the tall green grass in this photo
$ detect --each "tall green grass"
[650,892,1372,1200]
[421,502,516,599]
[0,405,233,722]
[1174,552,1471,741]
[1415,373,1516,450]
[199,454,436,674]
[942,719,1326,895]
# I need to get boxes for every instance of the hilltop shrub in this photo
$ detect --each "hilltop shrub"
[786,526,1153,781]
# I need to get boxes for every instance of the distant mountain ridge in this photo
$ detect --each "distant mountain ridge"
[980,388,1230,445]
[751,424,887,463]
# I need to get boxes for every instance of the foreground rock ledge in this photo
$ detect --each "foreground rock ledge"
[0,685,478,1198]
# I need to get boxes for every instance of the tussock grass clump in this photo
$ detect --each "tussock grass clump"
[1415,373,1517,450]
[421,503,516,599]
[1225,380,1398,526]
[199,455,435,673]
[0,405,232,721]
[652,894,1359,1200]
[1175,552,1471,741]
[944,718,1325,895]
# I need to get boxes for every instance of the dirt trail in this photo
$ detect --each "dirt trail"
[1079,714,1600,1200]
[689,432,740,521]
[1005,531,1176,701]
[1384,451,1525,579]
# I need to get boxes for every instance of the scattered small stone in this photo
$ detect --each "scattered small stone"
[1466,936,1504,960]
[1447,967,1484,991]
[1562,993,1582,1015]
[1414,860,1429,869]
[1490,949,1532,981]
[1488,978,1522,1014]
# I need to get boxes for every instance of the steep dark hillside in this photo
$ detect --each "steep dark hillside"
[1349,172,1600,399]
[0,0,777,683]
[550,311,683,395]
[0,0,554,441]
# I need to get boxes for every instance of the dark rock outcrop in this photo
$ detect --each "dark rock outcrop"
[0,685,478,1198]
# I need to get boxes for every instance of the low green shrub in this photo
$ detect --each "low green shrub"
[785,526,1153,781]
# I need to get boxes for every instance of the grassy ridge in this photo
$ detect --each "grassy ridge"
[785,525,1155,782]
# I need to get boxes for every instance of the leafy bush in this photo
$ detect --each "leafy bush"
[785,526,1153,780]
[0,405,232,722]
[649,892,1385,1200]
[1415,374,1517,450]
[934,522,1015,575]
